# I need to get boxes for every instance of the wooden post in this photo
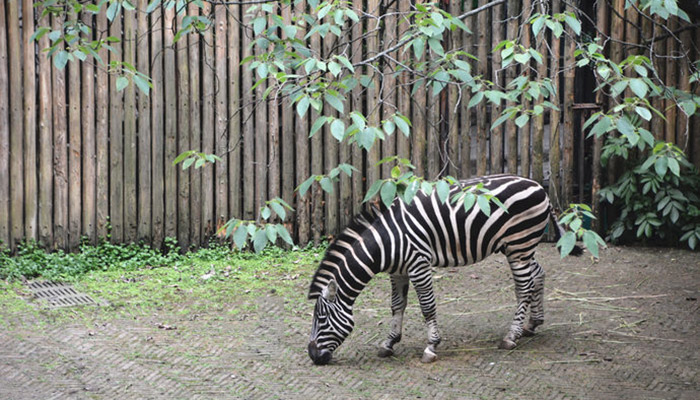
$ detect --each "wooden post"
[366,0,380,185]
[123,8,137,244]
[519,0,532,178]
[382,1,398,180]
[54,13,69,249]
[448,0,461,177]
[294,0,310,243]
[188,2,202,248]
[163,6,178,241]
[151,2,165,248]
[242,10,255,222]
[592,0,609,232]
[664,18,678,145]
[505,0,519,175]
[8,0,23,248]
[228,2,242,223]
[337,3,353,228]
[396,0,411,171]
[202,1,215,242]
[176,9,191,250]
[310,19,323,243]
[490,0,504,174]
[0,1,9,247]
[460,0,475,177]
[323,21,338,236]
[547,0,560,214]
[22,0,37,243]
[476,1,489,176]
[215,2,229,237]
[137,0,151,244]
[562,0,576,207]
[350,0,364,216]
[81,9,96,244]
[38,8,53,246]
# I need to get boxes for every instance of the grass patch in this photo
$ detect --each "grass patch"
[0,239,327,318]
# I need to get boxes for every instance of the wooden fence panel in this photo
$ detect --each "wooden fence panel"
[0,0,9,247]
[1,1,699,253]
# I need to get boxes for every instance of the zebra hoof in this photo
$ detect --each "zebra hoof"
[523,319,543,337]
[420,348,438,363]
[378,346,394,358]
[498,339,517,350]
[522,328,536,337]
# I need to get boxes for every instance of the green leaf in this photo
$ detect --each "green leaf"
[146,0,161,13]
[436,180,451,204]
[233,225,248,249]
[132,74,151,96]
[324,93,344,113]
[463,192,476,212]
[476,195,491,217]
[363,180,384,203]
[582,231,600,258]
[654,157,668,177]
[564,14,581,35]
[277,224,294,245]
[270,201,286,221]
[403,180,420,205]
[261,206,272,220]
[116,76,129,92]
[634,106,652,121]
[297,176,315,197]
[383,120,395,136]
[667,157,680,177]
[328,61,342,77]
[557,231,577,258]
[53,50,70,70]
[629,78,648,98]
[309,116,328,137]
[393,115,410,137]
[380,181,397,208]
[296,96,310,117]
[106,1,121,21]
[330,119,345,141]
[515,114,529,128]
[253,229,268,253]
[468,91,483,108]
[265,224,278,243]
[319,176,334,193]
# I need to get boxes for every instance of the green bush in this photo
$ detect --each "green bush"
[600,140,700,249]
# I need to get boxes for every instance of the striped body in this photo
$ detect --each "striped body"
[308,175,576,365]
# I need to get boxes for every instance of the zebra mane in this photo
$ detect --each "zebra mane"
[307,205,385,300]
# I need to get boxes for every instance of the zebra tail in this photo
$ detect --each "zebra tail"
[549,206,584,256]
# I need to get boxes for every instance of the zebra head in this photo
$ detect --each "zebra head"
[308,280,355,365]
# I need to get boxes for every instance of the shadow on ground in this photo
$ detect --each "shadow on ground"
[1,244,699,399]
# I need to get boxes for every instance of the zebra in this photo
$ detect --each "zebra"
[307,174,583,365]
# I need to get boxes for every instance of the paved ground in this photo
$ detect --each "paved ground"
[1,244,699,399]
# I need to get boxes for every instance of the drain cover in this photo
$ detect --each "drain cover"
[27,281,96,308]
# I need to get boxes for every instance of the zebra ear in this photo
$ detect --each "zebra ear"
[322,280,337,302]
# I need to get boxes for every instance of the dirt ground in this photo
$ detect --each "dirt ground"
[1,244,699,399]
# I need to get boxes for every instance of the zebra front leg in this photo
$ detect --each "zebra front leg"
[378,274,409,358]
[409,268,441,363]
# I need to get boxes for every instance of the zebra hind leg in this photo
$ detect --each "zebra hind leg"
[408,267,441,363]
[378,274,409,358]
[523,260,545,337]
[499,256,535,350]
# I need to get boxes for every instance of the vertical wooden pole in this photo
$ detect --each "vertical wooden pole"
[176,8,191,249]
[396,0,411,170]
[163,6,178,241]
[693,27,700,168]
[242,10,255,221]
[137,0,151,244]
[490,0,504,174]
[22,0,37,243]
[460,0,475,177]
[547,1,560,212]
[188,2,201,247]
[382,0,397,180]
[280,4,295,226]
[366,0,380,184]
[310,19,323,243]
[476,0,489,176]
[592,0,609,231]
[38,8,53,246]
[123,8,137,244]
[151,2,165,248]
[350,0,364,216]
[0,1,9,247]
[228,2,242,222]
[336,4,352,228]
[202,1,215,242]
[608,0,624,188]
[323,21,338,236]
[214,2,228,237]
[53,13,69,249]
[650,16,664,141]
[519,0,532,178]
[295,0,310,243]
[8,0,23,248]
[505,0,519,175]
[664,19,678,145]
[447,0,461,177]
[81,9,96,244]
[562,0,576,207]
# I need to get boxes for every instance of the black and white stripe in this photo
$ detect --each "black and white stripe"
[307,174,581,365]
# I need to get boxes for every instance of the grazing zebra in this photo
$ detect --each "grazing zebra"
[307,174,582,365]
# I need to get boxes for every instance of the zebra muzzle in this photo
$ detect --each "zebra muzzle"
[308,340,332,365]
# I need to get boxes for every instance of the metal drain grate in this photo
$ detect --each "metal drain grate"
[27,281,96,308]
